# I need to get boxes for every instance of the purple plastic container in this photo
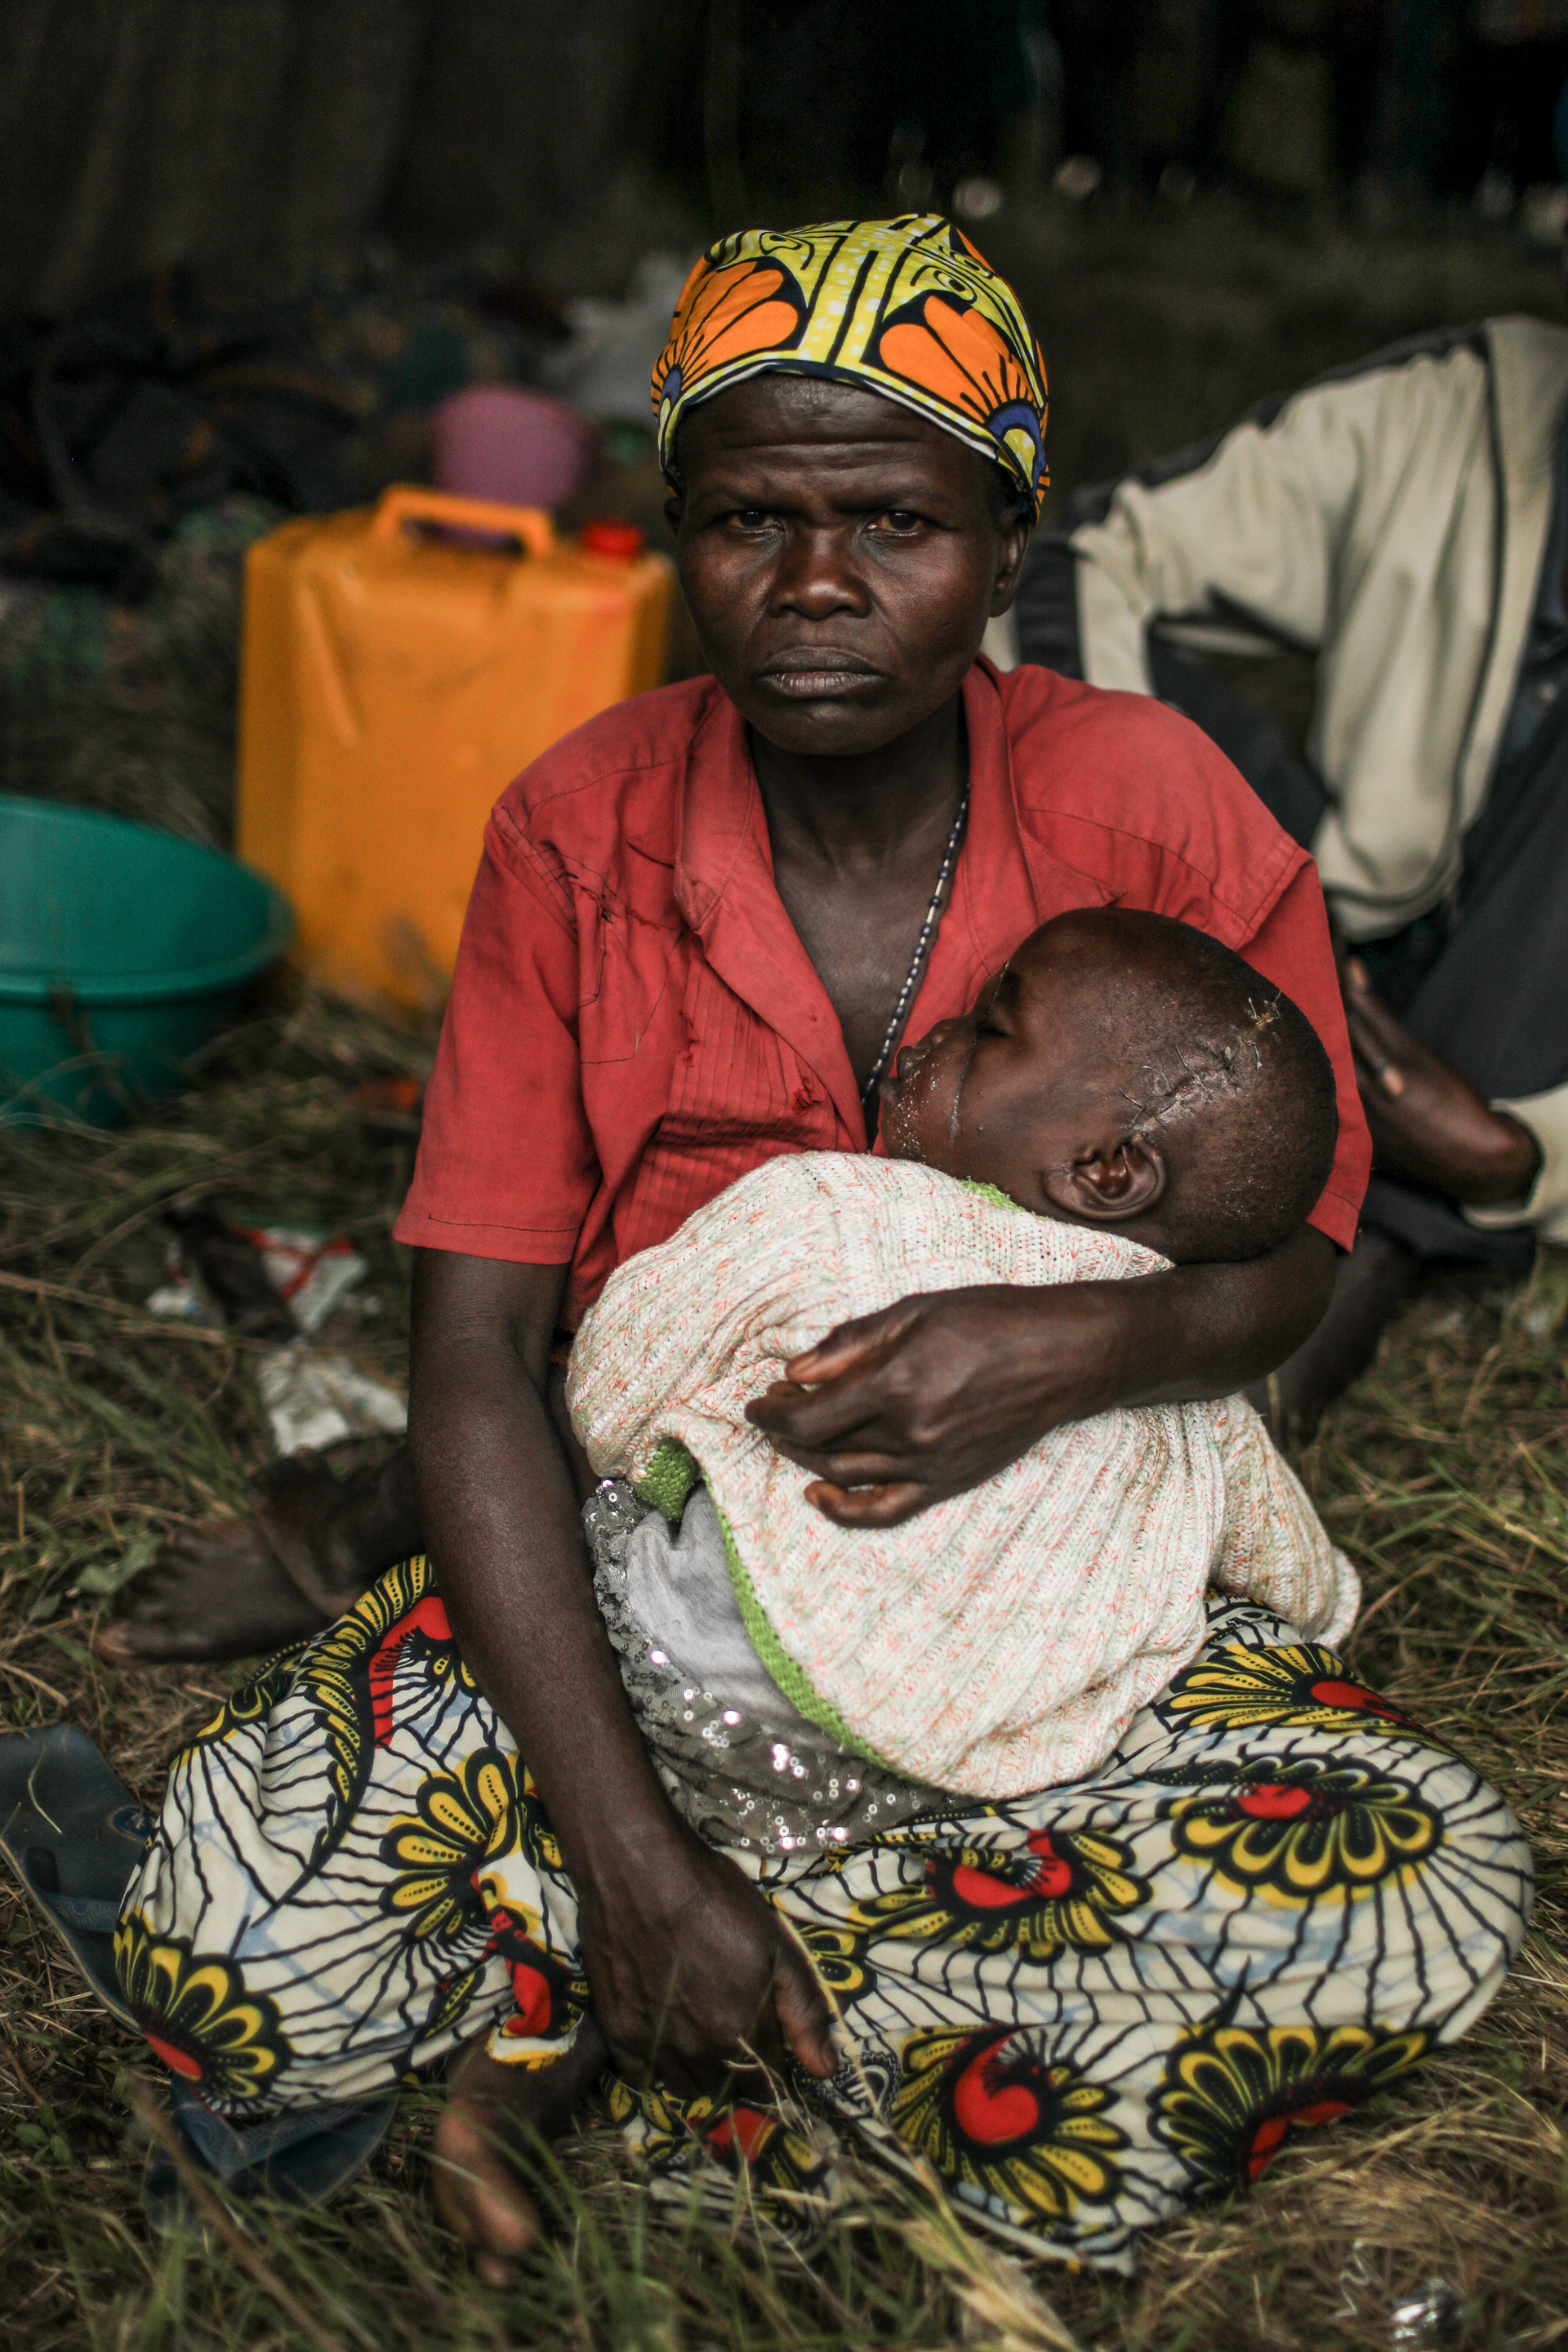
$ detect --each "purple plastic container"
[431,385,597,512]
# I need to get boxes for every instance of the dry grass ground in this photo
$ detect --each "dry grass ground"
[0,996,1564,2352]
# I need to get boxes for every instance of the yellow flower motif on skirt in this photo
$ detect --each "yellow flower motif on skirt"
[893,2027,1125,2221]
[266,1554,480,1878]
[114,1909,288,2108]
[608,2078,833,2235]
[1159,1643,1424,1740]
[1155,2020,1428,2196]
[848,1827,1147,1958]
[519,1762,564,1876]
[608,2074,679,2136]
[190,1651,301,1748]
[793,1922,871,2002]
[1160,1758,1441,1904]
[379,1748,524,1944]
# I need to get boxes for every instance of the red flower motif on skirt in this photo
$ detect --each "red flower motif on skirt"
[848,1826,1148,1958]
[1158,1642,1428,1742]
[893,2026,1125,2221]
[1156,1757,1441,1903]
[1155,2020,1429,2197]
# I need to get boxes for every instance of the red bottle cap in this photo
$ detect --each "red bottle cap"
[578,518,645,561]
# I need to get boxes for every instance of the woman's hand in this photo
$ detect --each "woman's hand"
[746,1230,1338,1527]
[746,1281,1129,1527]
[572,1813,836,2099]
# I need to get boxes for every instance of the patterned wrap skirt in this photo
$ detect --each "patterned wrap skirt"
[115,1552,1532,2272]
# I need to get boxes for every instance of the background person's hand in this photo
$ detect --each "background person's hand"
[1338,955,1539,1206]
[572,1815,836,2099]
[744,1281,1129,1527]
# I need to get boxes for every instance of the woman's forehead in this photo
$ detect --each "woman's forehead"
[684,373,956,449]
[679,375,982,484]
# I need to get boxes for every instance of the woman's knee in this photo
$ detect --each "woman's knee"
[1207,1740,1534,2046]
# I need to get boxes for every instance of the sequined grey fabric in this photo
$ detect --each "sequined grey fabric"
[585,1479,939,1866]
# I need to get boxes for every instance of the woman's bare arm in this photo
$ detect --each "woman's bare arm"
[746,1223,1336,1526]
[408,1247,833,2090]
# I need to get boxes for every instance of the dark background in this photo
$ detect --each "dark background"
[7,0,1568,311]
[3,0,1566,840]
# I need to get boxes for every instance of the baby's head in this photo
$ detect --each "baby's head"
[880,908,1338,1263]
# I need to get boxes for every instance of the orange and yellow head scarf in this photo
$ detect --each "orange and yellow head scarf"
[652,215,1049,519]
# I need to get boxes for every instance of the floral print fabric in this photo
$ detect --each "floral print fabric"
[651,216,1049,517]
[118,1560,1530,2272]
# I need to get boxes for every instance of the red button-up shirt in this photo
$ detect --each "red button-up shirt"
[395,660,1370,1326]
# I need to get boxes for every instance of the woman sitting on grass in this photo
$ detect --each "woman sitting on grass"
[110,220,1530,2283]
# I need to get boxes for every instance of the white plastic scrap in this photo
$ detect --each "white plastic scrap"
[538,251,701,423]
[145,1274,216,1324]
[258,1344,408,1457]
[146,1220,368,1334]
[236,1223,368,1334]
[1389,2279,1466,2348]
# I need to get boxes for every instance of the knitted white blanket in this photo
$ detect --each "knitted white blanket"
[567,1156,1358,1798]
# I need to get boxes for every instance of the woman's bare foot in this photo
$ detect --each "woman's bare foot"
[93,1510,326,1666]
[92,1449,422,1666]
[432,2020,607,2288]
[1245,1227,1417,1444]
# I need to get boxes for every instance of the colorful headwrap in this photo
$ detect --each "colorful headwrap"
[652,215,1049,519]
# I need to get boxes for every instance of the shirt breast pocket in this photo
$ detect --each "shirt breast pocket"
[621,959,833,1252]
[657,958,822,1149]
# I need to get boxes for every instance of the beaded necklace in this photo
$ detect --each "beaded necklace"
[858,782,969,1136]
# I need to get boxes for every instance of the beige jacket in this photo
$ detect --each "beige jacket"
[1053,316,1568,1245]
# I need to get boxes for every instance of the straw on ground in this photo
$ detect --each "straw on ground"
[1,996,1564,2350]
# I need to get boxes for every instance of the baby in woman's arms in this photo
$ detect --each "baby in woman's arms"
[567,908,1358,1855]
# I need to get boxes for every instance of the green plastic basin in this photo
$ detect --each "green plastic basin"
[0,795,294,1126]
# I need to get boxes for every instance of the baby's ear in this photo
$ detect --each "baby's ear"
[1043,1136,1166,1224]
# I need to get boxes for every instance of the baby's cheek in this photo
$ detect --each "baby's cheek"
[884,1110,921,1166]
[880,1093,924,1160]
[882,1058,951,1165]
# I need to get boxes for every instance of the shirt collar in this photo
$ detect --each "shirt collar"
[675,689,867,1138]
[671,662,1102,1146]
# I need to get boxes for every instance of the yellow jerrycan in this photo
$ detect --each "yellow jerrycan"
[236,488,675,1004]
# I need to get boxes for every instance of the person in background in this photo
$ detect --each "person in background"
[1013,310,1568,1432]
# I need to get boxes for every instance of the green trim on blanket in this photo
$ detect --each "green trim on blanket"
[706,1494,892,1767]
[634,1440,896,1772]
[960,1178,1027,1214]
[639,1437,702,1525]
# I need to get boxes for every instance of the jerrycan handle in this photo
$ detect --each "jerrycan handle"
[371,486,556,557]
